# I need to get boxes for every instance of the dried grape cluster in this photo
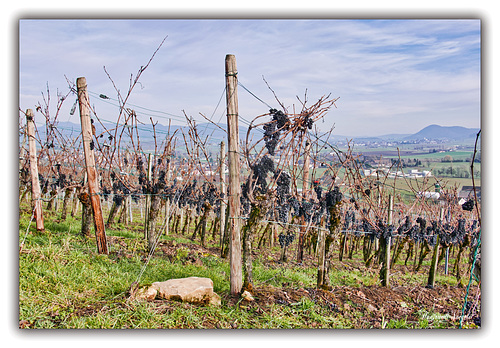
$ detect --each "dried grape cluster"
[240,182,251,215]
[56,173,67,187]
[194,182,218,214]
[113,193,125,206]
[263,109,290,156]
[300,112,314,131]
[274,170,291,223]
[394,216,473,246]
[324,186,343,208]
[272,108,289,130]
[178,180,197,207]
[462,199,475,211]
[278,231,295,248]
[275,170,290,204]
[277,203,290,223]
[102,186,111,200]
[377,220,394,241]
[251,155,275,194]
[263,122,278,156]
[273,184,343,228]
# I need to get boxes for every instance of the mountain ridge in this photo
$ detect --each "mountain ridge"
[403,124,479,141]
[34,121,480,145]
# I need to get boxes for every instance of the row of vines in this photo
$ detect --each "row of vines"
[19,46,481,324]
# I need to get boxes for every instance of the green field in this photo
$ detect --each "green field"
[385,150,474,161]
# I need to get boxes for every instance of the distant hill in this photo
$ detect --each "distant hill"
[331,125,480,143]
[403,124,480,141]
[33,120,247,149]
[31,121,480,149]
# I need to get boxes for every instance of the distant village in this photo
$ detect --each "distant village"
[362,165,432,179]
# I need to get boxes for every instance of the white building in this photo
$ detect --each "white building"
[417,192,440,199]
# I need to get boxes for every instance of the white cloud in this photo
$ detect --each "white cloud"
[19,18,480,136]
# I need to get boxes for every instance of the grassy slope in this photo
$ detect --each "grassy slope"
[18,199,480,329]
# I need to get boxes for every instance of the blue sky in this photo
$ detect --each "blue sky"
[19,18,481,136]
[6,4,499,346]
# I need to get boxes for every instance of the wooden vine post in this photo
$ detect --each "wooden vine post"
[77,77,108,254]
[219,141,227,247]
[225,54,242,295]
[26,109,44,232]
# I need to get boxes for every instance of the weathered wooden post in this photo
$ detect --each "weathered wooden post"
[77,77,108,254]
[225,54,242,295]
[26,109,44,232]
[219,141,226,247]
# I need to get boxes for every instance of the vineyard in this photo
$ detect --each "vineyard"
[18,49,481,329]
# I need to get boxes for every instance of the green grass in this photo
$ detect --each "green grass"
[18,200,477,329]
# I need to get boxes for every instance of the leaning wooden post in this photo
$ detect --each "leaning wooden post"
[26,109,44,232]
[427,207,444,288]
[77,77,108,254]
[219,141,227,247]
[225,54,242,295]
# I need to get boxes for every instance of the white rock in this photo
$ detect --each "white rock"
[152,277,220,305]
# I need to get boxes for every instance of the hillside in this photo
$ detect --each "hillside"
[403,125,480,141]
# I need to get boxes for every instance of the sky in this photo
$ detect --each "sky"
[5,3,499,346]
[19,18,481,137]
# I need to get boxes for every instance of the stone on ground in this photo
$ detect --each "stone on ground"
[132,276,220,306]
